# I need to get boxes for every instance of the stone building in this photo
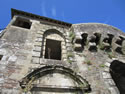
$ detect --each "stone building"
[0,8,125,94]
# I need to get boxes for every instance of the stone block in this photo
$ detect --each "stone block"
[89,42,96,46]
[66,43,71,47]
[33,46,41,52]
[35,37,43,42]
[36,34,43,38]
[109,87,120,94]
[8,56,17,62]
[32,57,40,64]
[34,42,42,46]
[62,45,66,49]
[40,58,46,64]
[62,50,67,54]
[66,39,71,43]
[102,72,111,79]
[104,67,109,72]
[61,42,65,46]
[107,79,116,86]
[67,47,73,51]
[122,40,125,54]
[32,51,41,57]
[37,30,44,35]
[105,62,110,67]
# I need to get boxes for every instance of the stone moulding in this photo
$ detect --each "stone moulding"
[20,65,91,93]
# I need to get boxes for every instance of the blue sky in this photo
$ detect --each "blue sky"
[0,0,125,32]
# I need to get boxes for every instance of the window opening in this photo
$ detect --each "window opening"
[45,39,61,60]
[115,47,123,54]
[13,17,31,29]
[0,55,3,61]
[94,33,101,45]
[89,46,97,52]
[116,36,124,46]
[81,33,88,48]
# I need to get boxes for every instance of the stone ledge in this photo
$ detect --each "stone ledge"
[37,31,44,35]
[40,58,70,67]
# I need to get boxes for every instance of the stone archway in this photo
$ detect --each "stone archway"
[110,60,125,94]
[20,65,91,94]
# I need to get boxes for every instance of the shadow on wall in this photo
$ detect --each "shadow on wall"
[110,60,125,94]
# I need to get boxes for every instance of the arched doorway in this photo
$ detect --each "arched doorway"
[110,60,125,94]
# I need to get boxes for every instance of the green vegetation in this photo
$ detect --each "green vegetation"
[85,60,92,65]
[68,59,72,63]
[108,52,115,59]
[69,31,75,43]
[67,52,74,64]
[22,76,35,93]
[99,64,105,68]
[67,52,74,58]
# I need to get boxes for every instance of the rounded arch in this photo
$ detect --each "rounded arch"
[110,60,125,94]
[43,29,66,39]
[20,65,91,93]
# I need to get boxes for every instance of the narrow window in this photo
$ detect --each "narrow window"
[81,33,88,47]
[0,55,3,60]
[13,17,31,29]
[94,33,101,45]
[45,39,61,60]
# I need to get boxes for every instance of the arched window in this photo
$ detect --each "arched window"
[41,29,66,60]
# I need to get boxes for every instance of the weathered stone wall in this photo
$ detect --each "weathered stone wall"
[71,23,125,94]
[0,15,125,94]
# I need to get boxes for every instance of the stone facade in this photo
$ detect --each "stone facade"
[0,8,125,94]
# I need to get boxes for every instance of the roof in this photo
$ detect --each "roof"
[11,8,72,27]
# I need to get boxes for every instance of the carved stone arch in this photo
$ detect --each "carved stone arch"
[41,29,67,60]
[20,65,91,93]
[42,28,66,38]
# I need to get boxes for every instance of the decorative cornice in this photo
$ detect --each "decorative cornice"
[11,8,72,28]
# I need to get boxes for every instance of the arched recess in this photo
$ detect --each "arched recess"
[20,65,91,93]
[41,29,66,60]
[110,60,125,94]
